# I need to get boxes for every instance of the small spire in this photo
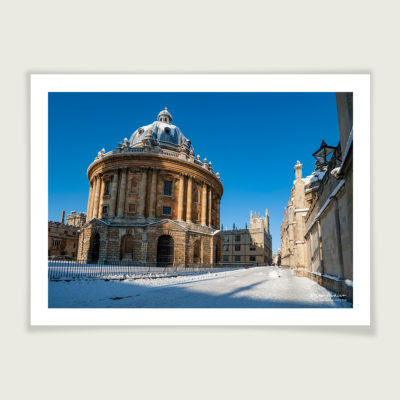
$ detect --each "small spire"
[165,107,167,110]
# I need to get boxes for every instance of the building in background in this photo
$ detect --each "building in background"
[77,108,223,266]
[272,249,281,266]
[66,211,86,227]
[280,161,324,274]
[222,210,272,265]
[48,210,83,259]
[280,93,353,301]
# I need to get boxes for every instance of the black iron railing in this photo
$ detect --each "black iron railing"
[48,259,262,279]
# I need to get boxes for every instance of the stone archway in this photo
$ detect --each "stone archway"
[157,235,174,266]
[193,240,201,263]
[90,233,100,262]
[120,234,134,261]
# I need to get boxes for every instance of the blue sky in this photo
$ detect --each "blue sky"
[49,92,340,253]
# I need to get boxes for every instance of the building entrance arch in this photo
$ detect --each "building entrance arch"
[193,240,201,263]
[120,234,134,261]
[90,233,100,262]
[157,235,174,266]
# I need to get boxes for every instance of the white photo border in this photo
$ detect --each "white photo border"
[31,74,370,326]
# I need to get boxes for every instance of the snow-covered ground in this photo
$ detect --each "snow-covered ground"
[48,266,352,308]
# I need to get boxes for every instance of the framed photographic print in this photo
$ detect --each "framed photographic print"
[31,74,370,325]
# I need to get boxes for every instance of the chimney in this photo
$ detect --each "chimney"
[295,160,303,180]
[61,210,65,224]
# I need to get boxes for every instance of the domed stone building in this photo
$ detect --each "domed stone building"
[77,108,223,266]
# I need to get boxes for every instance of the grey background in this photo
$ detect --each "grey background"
[1,0,398,399]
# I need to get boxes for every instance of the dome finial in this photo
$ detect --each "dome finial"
[157,108,172,123]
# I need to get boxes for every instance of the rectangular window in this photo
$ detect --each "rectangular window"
[235,235,241,242]
[250,244,256,251]
[102,205,108,216]
[250,256,256,262]
[162,206,172,216]
[164,181,172,196]
[224,236,229,243]
[52,238,61,250]
[234,255,241,262]
[128,203,136,214]
[235,245,241,251]
[223,255,229,262]
[223,244,229,251]
[104,181,111,195]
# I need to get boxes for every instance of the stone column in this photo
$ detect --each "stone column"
[98,177,105,217]
[86,181,93,220]
[208,187,212,226]
[148,168,158,217]
[109,171,119,217]
[186,176,192,222]
[117,169,127,216]
[90,178,97,219]
[177,174,185,220]
[138,168,148,217]
[201,183,207,226]
[93,176,101,219]
[216,197,220,229]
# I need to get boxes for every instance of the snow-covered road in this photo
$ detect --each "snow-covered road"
[48,266,351,308]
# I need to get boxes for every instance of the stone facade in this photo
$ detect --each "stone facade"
[280,93,353,301]
[48,221,80,259]
[280,161,324,275]
[304,93,353,301]
[66,211,86,227]
[222,210,272,265]
[77,108,223,266]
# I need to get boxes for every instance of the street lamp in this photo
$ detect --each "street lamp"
[312,140,337,166]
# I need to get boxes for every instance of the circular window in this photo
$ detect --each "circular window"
[165,127,171,134]
[138,128,144,135]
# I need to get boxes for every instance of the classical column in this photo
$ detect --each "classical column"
[216,197,220,229]
[186,176,193,222]
[208,187,212,226]
[90,178,97,219]
[177,174,185,220]
[86,181,93,220]
[109,171,119,217]
[98,177,106,218]
[93,176,101,219]
[148,168,158,217]
[138,168,148,217]
[117,169,127,216]
[201,183,207,226]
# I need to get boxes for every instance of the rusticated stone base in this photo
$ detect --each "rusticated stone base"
[77,217,222,266]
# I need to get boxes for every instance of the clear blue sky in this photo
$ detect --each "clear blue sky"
[49,92,340,253]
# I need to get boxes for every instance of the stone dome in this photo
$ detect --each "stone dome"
[129,108,194,153]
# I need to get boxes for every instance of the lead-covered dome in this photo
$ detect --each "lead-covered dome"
[129,108,194,153]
